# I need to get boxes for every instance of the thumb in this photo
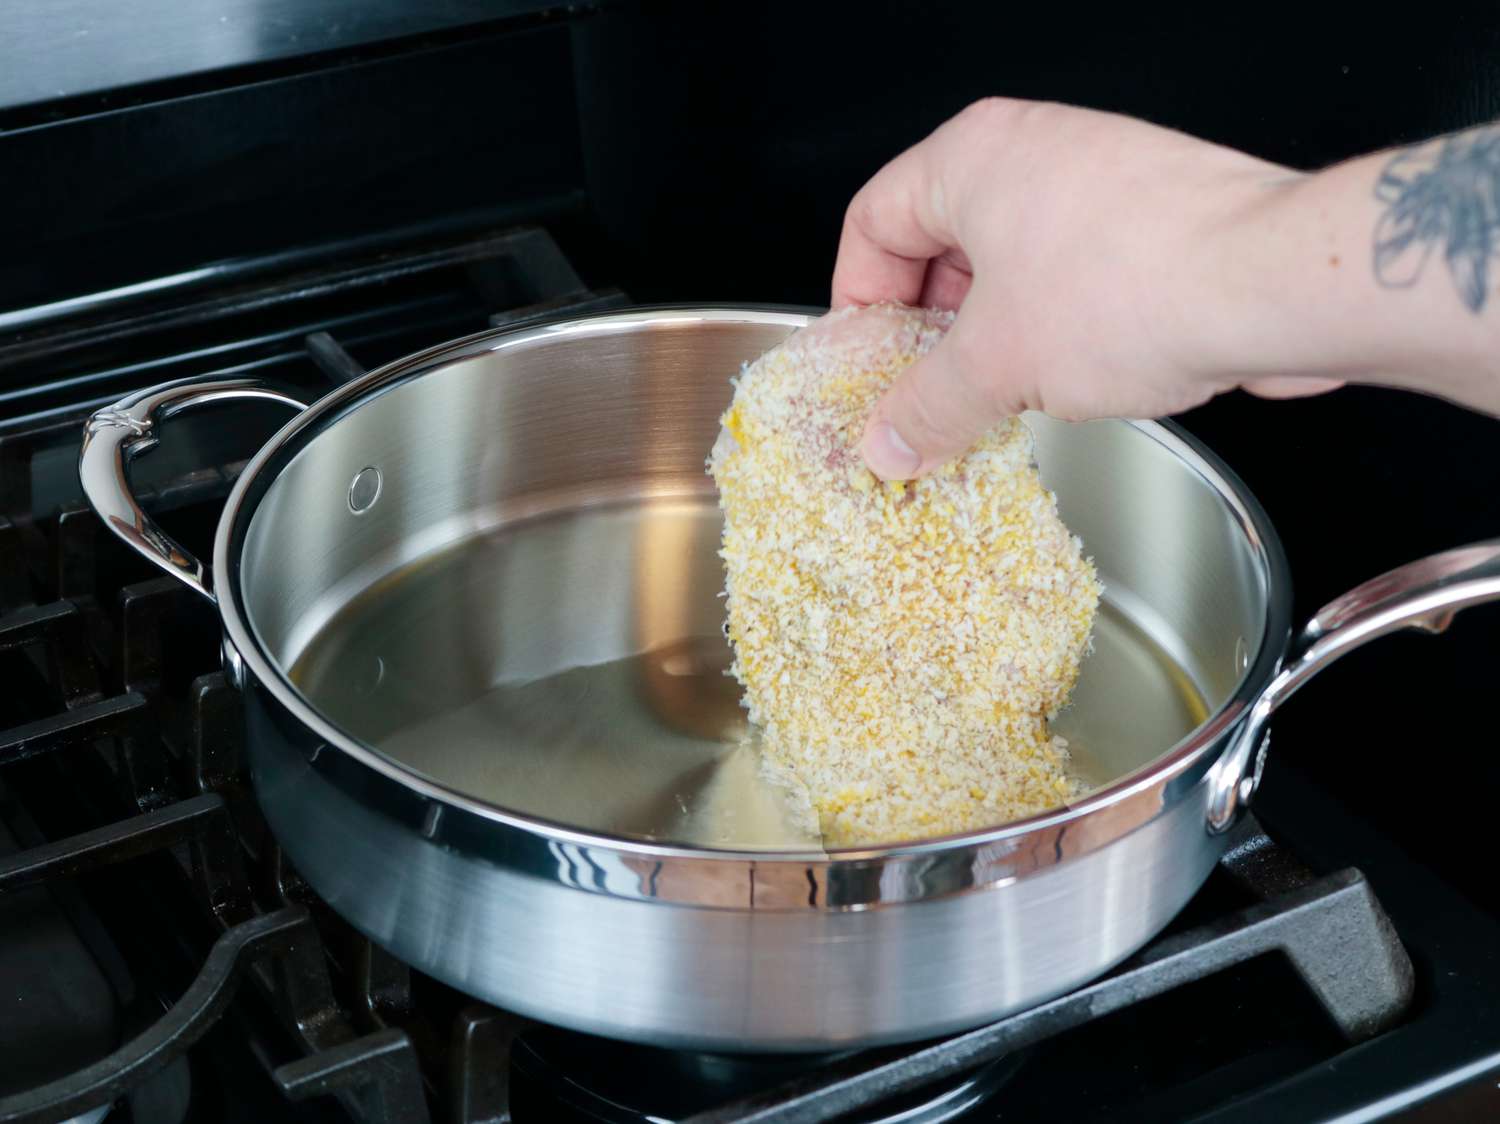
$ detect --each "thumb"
[859,312,1014,480]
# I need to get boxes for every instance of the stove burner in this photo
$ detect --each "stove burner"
[511,1032,1023,1124]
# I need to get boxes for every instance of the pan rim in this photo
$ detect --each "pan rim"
[215,304,1293,872]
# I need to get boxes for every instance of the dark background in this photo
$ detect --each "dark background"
[3,2,1499,908]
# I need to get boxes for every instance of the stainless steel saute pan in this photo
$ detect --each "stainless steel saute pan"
[79,307,1500,1051]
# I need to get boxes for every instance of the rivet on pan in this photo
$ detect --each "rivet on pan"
[348,466,382,514]
[421,803,444,839]
[1234,636,1249,673]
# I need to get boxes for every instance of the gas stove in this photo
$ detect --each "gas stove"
[0,223,1498,1124]
[5,6,1500,1119]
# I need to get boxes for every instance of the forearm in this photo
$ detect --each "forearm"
[1206,125,1500,412]
[830,100,1500,480]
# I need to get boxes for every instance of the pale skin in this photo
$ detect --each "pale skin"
[832,98,1500,480]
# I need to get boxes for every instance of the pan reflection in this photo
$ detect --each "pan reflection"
[289,497,820,849]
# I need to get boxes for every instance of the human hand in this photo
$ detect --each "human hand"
[832,98,1344,479]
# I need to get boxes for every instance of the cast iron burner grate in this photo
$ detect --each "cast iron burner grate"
[0,229,1418,1123]
[0,227,613,1124]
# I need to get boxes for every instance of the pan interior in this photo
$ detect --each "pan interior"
[240,313,1271,852]
[288,493,1210,851]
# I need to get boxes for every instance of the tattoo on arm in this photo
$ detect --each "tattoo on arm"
[1373,125,1500,313]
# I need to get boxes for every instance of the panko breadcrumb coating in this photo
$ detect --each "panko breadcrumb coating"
[707,303,1102,846]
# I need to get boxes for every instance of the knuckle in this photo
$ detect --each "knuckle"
[958,96,1013,125]
[953,96,1062,151]
[848,192,879,235]
[954,96,1035,137]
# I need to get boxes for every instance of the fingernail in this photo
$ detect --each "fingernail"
[862,421,922,480]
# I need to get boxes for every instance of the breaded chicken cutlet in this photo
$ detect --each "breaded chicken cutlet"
[708,303,1101,845]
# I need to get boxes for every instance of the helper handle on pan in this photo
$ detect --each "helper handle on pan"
[79,377,308,604]
[1206,537,1500,833]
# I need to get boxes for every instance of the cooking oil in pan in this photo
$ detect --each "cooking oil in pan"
[288,499,1207,850]
[1056,605,1209,788]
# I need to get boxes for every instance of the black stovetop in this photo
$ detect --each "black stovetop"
[0,223,1499,1124]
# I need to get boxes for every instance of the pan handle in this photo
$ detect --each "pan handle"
[1206,538,1500,833]
[79,378,308,605]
